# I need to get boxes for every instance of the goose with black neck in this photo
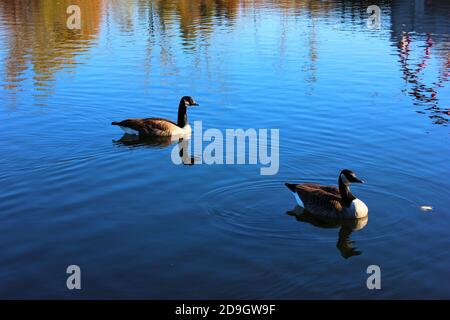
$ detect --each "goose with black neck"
[285,169,368,219]
[112,96,199,138]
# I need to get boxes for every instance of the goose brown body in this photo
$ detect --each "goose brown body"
[286,183,345,217]
[112,118,183,137]
[285,170,368,219]
[112,96,198,138]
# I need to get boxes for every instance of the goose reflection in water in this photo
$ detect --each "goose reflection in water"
[287,206,368,259]
[113,134,197,165]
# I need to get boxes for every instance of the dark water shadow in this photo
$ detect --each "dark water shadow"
[114,133,177,148]
[287,206,368,259]
[113,134,197,165]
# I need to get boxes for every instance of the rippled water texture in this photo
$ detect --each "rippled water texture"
[0,0,449,299]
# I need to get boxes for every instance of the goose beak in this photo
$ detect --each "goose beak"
[354,178,364,184]
[191,102,199,107]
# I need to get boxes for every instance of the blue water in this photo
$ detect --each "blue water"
[0,0,449,299]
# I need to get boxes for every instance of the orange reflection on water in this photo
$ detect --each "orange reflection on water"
[0,0,104,95]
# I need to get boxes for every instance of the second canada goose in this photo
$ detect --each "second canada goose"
[112,96,199,138]
[285,169,368,219]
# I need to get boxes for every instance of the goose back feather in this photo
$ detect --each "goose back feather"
[112,118,183,137]
[290,183,345,217]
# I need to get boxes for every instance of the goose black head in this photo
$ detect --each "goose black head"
[181,96,199,107]
[340,169,364,184]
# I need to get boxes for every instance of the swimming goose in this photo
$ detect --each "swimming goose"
[285,170,368,219]
[112,96,199,137]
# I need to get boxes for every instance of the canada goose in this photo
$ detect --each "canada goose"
[112,96,199,138]
[285,169,368,219]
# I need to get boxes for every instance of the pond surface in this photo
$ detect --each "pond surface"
[0,0,449,299]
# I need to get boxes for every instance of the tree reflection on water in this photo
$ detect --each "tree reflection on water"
[0,0,448,124]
